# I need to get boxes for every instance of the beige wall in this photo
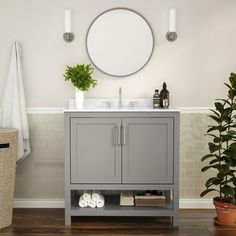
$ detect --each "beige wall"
[14,112,216,200]
[0,0,236,108]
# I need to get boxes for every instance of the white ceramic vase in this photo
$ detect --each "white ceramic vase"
[75,89,84,109]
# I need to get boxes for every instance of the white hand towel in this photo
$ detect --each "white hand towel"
[88,199,96,208]
[82,191,92,201]
[78,195,88,208]
[92,191,101,202]
[96,195,105,208]
[0,41,31,162]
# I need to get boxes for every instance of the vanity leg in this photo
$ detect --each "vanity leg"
[172,188,179,228]
[172,215,179,228]
[65,212,71,225]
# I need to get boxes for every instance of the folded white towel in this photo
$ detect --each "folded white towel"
[78,195,88,208]
[120,191,134,206]
[82,191,92,201]
[96,195,105,208]
[88,199,96,208]
[92,191,101,202]
[120,199,134,206]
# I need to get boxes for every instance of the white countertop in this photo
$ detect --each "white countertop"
[64,108,180,112]
[64,98,180,113]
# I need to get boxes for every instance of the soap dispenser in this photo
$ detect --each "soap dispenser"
[153,89,160,108]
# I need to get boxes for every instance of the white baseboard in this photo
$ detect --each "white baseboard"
[13,199,65,208]
[13,198,214,209]
[180,198,214,209]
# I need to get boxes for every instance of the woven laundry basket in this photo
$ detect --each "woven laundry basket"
[0,128,17,229]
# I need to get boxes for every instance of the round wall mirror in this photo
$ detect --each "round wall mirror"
[86,8,154,77]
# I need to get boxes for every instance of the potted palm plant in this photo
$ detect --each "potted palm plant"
[63,64,97,109]
[200,73,236,226]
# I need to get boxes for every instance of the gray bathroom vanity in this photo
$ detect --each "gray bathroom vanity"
[64,109,180,226]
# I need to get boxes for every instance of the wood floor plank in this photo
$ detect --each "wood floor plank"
[0,209,235,236]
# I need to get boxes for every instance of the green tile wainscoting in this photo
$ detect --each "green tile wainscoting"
[13,111,216,207]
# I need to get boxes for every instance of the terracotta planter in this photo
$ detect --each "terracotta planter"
[214,197,236,225]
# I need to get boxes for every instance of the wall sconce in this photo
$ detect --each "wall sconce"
[63,9,74,42]
[166,8,177,42]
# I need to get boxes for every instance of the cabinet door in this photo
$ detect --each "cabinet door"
[71,118,121,184]
[122,118,173,184]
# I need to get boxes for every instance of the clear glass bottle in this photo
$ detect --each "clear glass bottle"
[160,82,169,108]
[153,89,160,108]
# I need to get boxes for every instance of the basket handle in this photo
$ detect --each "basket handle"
[0,143,10,149]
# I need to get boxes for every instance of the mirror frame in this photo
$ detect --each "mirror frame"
[86,8,155,77]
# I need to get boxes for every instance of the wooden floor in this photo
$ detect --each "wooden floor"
[0,209,236,236]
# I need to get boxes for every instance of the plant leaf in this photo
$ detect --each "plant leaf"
[209,109,220,118]
[215,164,230,175]
[201,166,213,172]
[216,98,231,106]
[213,137,222,143]
[209,159,219,165]
[201,154,215,162]
[221,185,235,198]
[221,134,232,142]
[215,102,224,113]
[205,177,221,188]
[200,188,217,197]
[224,83,233,91]
[209,115,221,124]
[208,143,220,153]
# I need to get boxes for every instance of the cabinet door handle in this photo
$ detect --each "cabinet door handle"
[122,124,126,145]
[117,125,121,145]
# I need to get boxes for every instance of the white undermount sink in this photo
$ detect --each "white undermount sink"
[69,98,153,110]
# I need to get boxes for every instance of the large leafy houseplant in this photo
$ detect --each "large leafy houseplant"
[63,64,97,109]
[200,73,236,225]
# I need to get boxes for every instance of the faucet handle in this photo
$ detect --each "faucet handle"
[129,101,137,108]
[102,101,111,109]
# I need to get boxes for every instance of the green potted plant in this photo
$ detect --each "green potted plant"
[63,64,97,109]
[200,73,236,226]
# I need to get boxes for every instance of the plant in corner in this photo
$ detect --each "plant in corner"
[200,73,236,226]
[63,64,97,109]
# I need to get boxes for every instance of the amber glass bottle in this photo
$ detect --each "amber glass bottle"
[160,82,169,108]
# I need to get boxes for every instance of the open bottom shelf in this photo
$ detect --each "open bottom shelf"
[71,195,174,217]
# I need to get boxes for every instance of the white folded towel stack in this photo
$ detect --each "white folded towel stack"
[120,191,134,206]
[78,195,88,208]
[77,191,105,208]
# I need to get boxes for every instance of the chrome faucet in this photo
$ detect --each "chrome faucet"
[118,87,122,108]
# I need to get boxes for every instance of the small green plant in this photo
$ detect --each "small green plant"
[200,73,236,205]
[63,64,97,92]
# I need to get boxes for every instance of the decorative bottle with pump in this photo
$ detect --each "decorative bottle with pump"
[160,82,169,108]
[153,89,160,108]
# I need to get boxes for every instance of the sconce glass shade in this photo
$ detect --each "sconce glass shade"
[167,8,177,42]
[64,9,74,42]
